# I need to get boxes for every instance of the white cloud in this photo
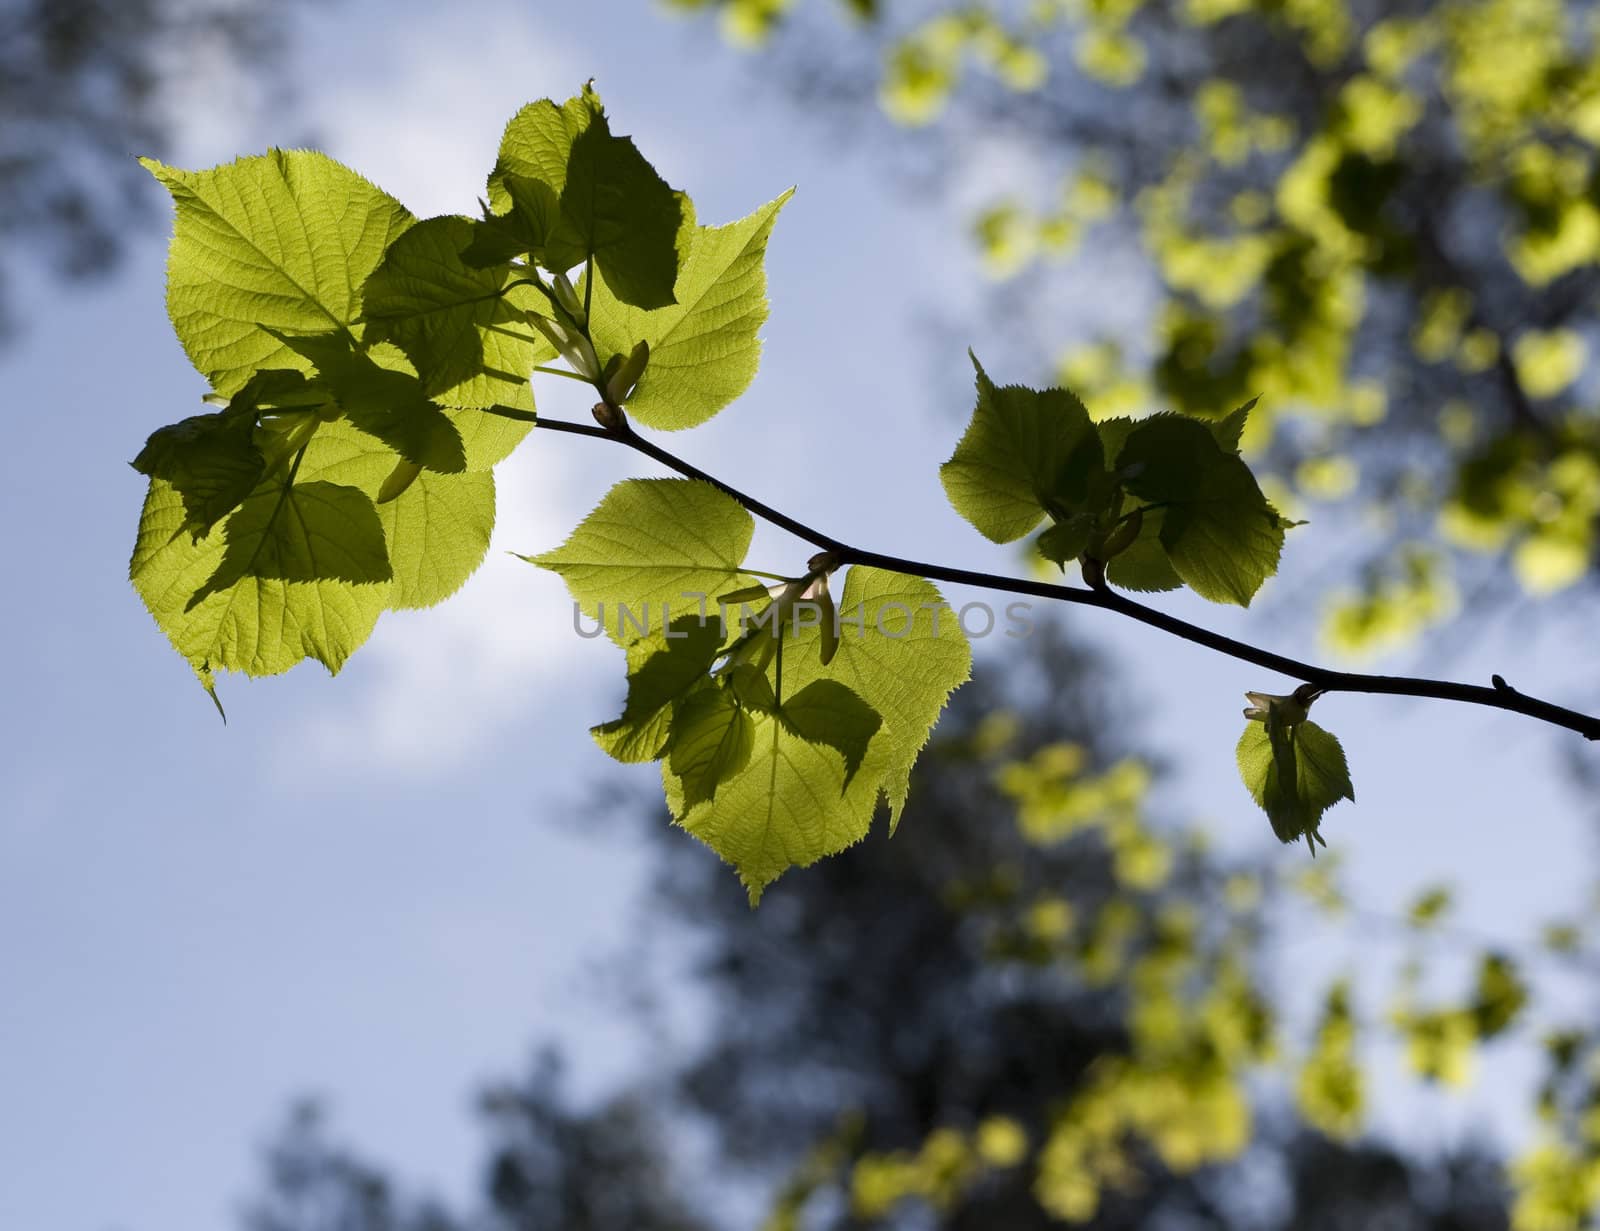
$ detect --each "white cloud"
[302,9,576,217]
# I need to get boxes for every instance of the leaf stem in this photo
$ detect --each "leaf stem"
[1120,501,1172,525]
[510,411,1600,742]
[532,364,592,383]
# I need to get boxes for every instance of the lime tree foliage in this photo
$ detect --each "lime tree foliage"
[131,82,1600,901]
[671,0,1600,658]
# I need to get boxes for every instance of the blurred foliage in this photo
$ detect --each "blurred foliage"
[0,0,311,336]
[237,624,1600,1229]
[242,1064,711,1231]
[663,0,1600,656]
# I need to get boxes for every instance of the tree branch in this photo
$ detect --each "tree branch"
[528,413,1600,742]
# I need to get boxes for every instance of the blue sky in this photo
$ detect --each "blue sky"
[3,2,1597,1228]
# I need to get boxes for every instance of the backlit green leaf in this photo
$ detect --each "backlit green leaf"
[777,679,882,787]
[1104,508,1183,592]
[669,683,757,808]
[657,568,964,900]
[593,617,728,762]
[360,215,546,409]
[1036,516,1094,570]
[462,174,560,266]
[1236,713,1354,850]
[142,150,413,396]
[1119,415,1284,605]
[1210,397,1259,454]
[272,332,468,474]
[544,107,685,309]
[670,709,879,904]
[130,474,392,678]
[190,480,391,607]
[585,191,792,429]
[298,420,494,610]
[526,478,760,645]
[488,91,594,213]
[771,567,971,827]
[132,409,264,540]
[941,356,1103,542]
[487,86,684,308]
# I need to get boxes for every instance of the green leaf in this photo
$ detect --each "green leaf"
[1093,415,1139,467]
[669,683,757,808]
[132,409,264,539]
[544,107,685,309]
[671,710,880,904]
[450,403,536,471]
[940,356,1104,543]
[373,470,494,609]
[526,478,759,645]
[131,474,392,678]
[1098,405,1260,466]
[1236,714,1354,849]
[1158,465,1285,605]
[1117,414,1226,495]
[584,191,792,430]
[488,92,594,213]
[593,617,728,762]
[271,332,468,474]
[142,150,413,396]
[269,324,533,474]
[777,679,882,787]
[1036,516,1094,570]
[726,661,779,711]
[768,567,971,827]
[1210,397,1259,454]
[360,215,547,409]
[488,86,684,309]
[190,480,392,607]
[297,421,495,610]
[660,570,965,901]
[461,174,560,266]
[1104,508,1183,592]
[228,368,331,416]
[1119,415,1284,605]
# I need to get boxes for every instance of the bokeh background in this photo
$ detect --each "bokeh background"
[4,1,1600,1228]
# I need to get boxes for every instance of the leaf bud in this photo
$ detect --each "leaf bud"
[814,574,839,667]
[1097,506,1143,560]
[1243,690,1310,725]
[529,312,600,380]
[605,340,650,406]
[551,272,586,326]
[377,458,423,504]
